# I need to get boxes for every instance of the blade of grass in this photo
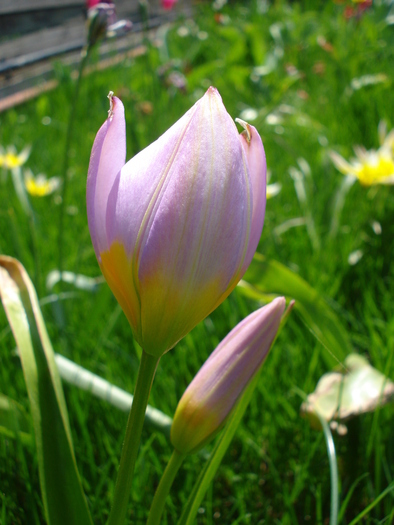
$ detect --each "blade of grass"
[338,473,369,523]
[0,256,93,525]
[347,482,394,525]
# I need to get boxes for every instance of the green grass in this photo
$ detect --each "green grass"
[1,0,394,523]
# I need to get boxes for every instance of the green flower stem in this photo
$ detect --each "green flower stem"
[108,350,160,525]
[317,414,338,525]
[146,449,185,525]
[58,47,90,276]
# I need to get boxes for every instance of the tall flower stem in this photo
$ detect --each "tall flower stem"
[58,48,90,276]
[146,449,185,525]
[317,414,338,525]
[108,350,160,525]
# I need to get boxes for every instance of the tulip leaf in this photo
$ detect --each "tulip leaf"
[0,256,93,525]
[178,302,293,525]
[239,253,350,367]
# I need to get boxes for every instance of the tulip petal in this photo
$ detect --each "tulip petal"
[99,241,141,338]
[137,88,252,354]
[105,100,199,258]
[237,120,267,272]
[87,95,126,259]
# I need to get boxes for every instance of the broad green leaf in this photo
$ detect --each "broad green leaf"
[178,302,293,525]
[0,393,32,446]
[239,253,350,367]
[0,256,93,525]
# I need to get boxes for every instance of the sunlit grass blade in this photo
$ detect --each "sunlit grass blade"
[10,166,32,216]
[177,302,293,525]
[289,163,321,252]
[0,256,93,525]
[338,473,369,523]
[347,481,394,525]
[329,174,357,238]
[239,253,350,367]
[46,270,104,292]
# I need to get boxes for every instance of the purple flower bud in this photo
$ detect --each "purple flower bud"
[171,297,286,454]
[86,1,131,48]
[87,88,267,356]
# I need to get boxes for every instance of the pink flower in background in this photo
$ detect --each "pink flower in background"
[87,88,267,357]
[86,0,101,8]
[344,0,372,19]
[162,0,178,10]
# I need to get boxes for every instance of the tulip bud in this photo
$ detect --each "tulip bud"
[86,1,132,49]
[87,88,267,356]
[171,297,286,455]
[86,1,116,48]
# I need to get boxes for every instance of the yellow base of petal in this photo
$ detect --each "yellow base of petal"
[100,241,241,357]
[100,242,142,343]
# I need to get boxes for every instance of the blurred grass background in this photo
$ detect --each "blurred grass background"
[1,0,394,523]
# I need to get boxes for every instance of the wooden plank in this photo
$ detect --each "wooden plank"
[0,0,172,72]
[0,0,83,15]
[0,21,159,101]
[0,35,149,112]
[0,0,163,37]
[0,1,193,110]
[0,0,157,16]
[0,16,85,65]
[0,6,84,37]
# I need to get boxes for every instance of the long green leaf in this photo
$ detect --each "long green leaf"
[0,256,93,525]
[239,253,350,367]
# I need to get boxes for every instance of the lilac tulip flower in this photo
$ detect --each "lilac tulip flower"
[171,297,286,454]
[87,88,267,356]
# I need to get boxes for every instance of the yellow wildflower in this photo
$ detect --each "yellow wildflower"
[330,127,394,186]
[0,145,31,170]
[24,170,61,197]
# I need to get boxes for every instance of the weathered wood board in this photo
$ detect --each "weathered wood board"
[0,0,191,110]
